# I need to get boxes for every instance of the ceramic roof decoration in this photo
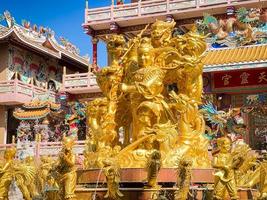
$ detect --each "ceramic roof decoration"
[196,8,267,48]
[0,10,90,68]
[14,99,61,120]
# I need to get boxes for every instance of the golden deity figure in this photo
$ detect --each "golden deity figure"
[121,37,167,141]
[85,19,210,169]
[39,155,55,193]
[23,156,40,197]
[92,35,127,147]
[0,147,33,200]
[53,137,77,200]
[212,137,244,200]
[0,147,17,200]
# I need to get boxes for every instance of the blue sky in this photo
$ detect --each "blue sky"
[0,0,131,67]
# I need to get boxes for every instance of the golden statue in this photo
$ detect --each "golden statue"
[0,147,34,200]
[23,156,40,198]
[151,19,175,48]
[258,153,267,199]
[102,159,123,199]
[39,156,55,193]
[175,156,193,200]
[212,137,245,200]
[52,137,77,200]
[85,19,210,169]
[239,151,267,200]
[145,149,161,189]
[121,37,167,141]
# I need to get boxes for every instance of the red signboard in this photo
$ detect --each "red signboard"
[212,68,267,92]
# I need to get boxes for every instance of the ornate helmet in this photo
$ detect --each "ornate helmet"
[62,136,75,149]
[217,137,232,148]
[4,146,17,158]
[151,19,176,31]
[138,37,153,53]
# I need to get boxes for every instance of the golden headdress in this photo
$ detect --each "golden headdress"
[151,19,176,31]
[62,136,75,149]
[138,37,153,54]
[5,146,17,158]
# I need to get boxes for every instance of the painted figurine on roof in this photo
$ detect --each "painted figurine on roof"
[200,102,246,142]
[196,8,267,48]
[65,101,86,139]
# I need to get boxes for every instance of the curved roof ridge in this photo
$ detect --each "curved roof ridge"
[207,43,267,52]
[0,24,90,66]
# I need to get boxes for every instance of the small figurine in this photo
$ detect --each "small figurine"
[103,159,123,199]
[212,137,244,200]
[39,156,55,192]
[24,156,40,198]
[53,137,77,200]
[145,150,161,189]
[175,156,193,200]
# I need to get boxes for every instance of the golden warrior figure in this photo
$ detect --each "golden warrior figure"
[0,147,18,200]
[212,137,244,200]
[53,137,77,200]
[0,147,34,200]
[86,19,210,169]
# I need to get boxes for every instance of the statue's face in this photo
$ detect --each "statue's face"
[151,25,171,47]
[4,150,15,160]
[4,151,10,159]
[151,26,165,41]
[138,49,153,68]
[221,141,231,153]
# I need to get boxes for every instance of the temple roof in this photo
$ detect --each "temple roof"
[0,11,90,68]
[13,108,50,120]
[23,100,61,111]
[14,99,61,120]
[203,44,267,67]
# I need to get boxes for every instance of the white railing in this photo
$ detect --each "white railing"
[62,72,99,90]
[85,0,262,24]
[0,79,56,101]
[0,140,86,159]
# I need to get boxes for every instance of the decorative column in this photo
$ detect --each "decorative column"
[92,37,99,70]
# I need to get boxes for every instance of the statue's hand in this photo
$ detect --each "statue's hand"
[120,83,127,92]
[223,166,231,174]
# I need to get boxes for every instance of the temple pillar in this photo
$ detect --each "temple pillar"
[92,37,99,70]
[0,106,7,144]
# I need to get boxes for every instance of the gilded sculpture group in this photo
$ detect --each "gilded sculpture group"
[0,20,267,200]
[0,137,77,200]
[86,20,210,170]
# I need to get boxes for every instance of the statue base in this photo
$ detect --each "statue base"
[75,187,257,200]
[76,168,258,200]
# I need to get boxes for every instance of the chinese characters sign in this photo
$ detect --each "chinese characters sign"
[212,68,267,92]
